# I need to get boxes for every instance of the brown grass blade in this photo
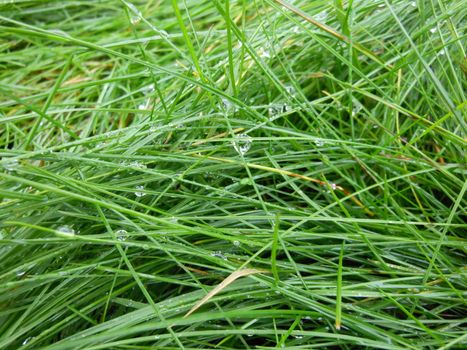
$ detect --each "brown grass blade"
[183,268,267,318]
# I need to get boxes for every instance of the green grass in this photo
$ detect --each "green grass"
[0,0,466,349]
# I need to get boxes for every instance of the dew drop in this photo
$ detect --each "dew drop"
[430,27,436,33]
[130,12,141,25]
[115,229,128,241]
[314,139,325,147]
[2,158,19,172]
[143,84,155,92]
[129,161,147,170]
[211,251,227,260]
[233,240,240,247]
[135,185,146,197]
[57,225,75,237]
[411,1,416,7]
[232,133,252,156]
[258,48,270,59]
[221,98,237,113]
[16,271,26,277]
[285,84,295,96]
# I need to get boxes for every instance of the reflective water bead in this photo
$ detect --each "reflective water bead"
[135,185,146,197]
[57,225,75,237]
[3,158,19,171]
[115,229,128,241]
[232,133,252,156]
[314,139,325,147]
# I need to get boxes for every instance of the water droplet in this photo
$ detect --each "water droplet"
[211,251,227,260]
[410,1,416,7]
[129,161,147,170]
[439,48,446,55]
[2,158,19,171]
[135,185,146,197]
[142,244,150,250]
[233,240,240,247]
[232,133,252,156]
[330,183,337,190]
[16,271,26,277]
[430,27,436,33]
[143,84,155,92]
[293,335,303,339]
[285,84,295,96]
[57,225,75,237]
[373,124,379,129]
[247,333,253,337]
[221,98,237,113]
[314,139,325,147]
[138,102,148,110]
[115,229,128,241]
[130,12,141,25]
[22,337,32,346]
[292,26,300,34]
[258,48,270,59]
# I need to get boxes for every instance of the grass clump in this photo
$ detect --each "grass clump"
[0,0,465,349]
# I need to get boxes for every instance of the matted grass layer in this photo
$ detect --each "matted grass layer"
[0,0,465,349]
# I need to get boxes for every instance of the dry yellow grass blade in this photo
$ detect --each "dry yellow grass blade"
[183,268,267,318]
